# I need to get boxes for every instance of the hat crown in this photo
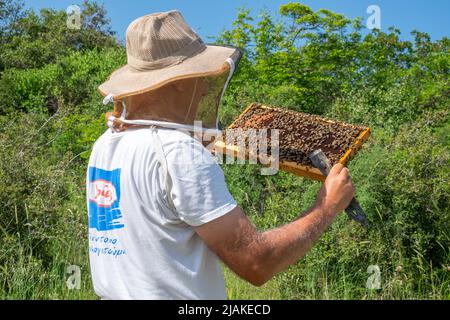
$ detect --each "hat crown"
[126,10,205,69]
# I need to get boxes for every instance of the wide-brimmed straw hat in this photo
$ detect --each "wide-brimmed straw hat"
[98,10,242,100]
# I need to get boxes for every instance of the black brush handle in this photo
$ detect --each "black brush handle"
[308,149,369,228]
[345,198,369,228]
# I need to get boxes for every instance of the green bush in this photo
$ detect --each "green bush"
[0,64,58,114]
[0,48,125,115]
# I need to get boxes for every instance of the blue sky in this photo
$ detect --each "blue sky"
[25,1,449,42]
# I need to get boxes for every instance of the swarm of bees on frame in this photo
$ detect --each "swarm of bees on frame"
[227,104,365,166]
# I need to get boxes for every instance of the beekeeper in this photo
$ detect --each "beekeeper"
[87,10,355,300]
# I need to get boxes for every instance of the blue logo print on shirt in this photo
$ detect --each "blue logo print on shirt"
[88,167,124,231]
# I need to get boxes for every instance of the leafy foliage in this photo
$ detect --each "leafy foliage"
[0,0,117,70]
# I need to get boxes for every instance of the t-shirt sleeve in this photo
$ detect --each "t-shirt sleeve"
[165,139,237,226]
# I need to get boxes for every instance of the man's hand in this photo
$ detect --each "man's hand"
[315,163,355,217]
[195,164,356,287]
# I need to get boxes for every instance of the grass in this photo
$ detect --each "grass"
[1,234,448,299]
[224,266,281,300]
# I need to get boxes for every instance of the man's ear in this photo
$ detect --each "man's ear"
[113,101,124,118]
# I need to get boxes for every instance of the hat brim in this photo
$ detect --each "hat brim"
[98,45,240,100]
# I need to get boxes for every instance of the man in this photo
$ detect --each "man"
[87,10,354,300]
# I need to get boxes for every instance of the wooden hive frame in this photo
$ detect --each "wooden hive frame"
[213,103,371,181]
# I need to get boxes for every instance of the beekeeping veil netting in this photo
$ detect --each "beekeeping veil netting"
[104,48,242,134]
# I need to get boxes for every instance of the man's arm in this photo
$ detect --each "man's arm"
[195,163,355,286]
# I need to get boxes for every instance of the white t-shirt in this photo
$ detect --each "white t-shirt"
[86,127,237,300]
